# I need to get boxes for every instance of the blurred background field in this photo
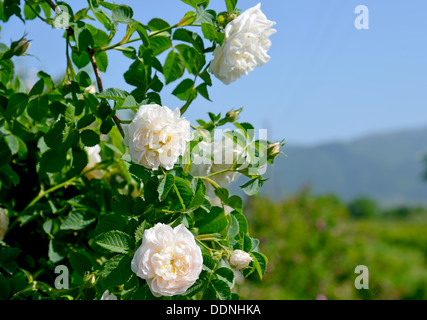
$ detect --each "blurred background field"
[237,189,427,300]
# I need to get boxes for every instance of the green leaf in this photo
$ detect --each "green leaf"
[72,51,91,69]
[111,194,134,216]
[215,267,235,288]
[96,230,134,253]
[201,23,218,41]
[158,174,175,201]
[27,95,49,121]
[163,50,185,84]
[209,279,231,300]
[97,87,129,100]
[148,18,170,32]
[48,240,65,263]
[174,176,194,207]
[44,118,67,148]
[23,3,40,20]
[0,274,10,300]
[227,214,239,238]
[240,177,264,196]
[196,82,211,101]
[135,221,149,244]
[77,114,96,129]
[189,178,206,210]
[4,93,28,121]
[172,79,194,101]
[198,206,227,234]
[133,21,150,47]
[80,129,100,147]
[111,5,133,23]
[194,5,216,24]
[94,51,108,72]
[149,36,171,56]
[250,252,268,280]
[76,71,92,87]
[29,79,44,97]
[60,211,96,230]
[40,149,67,173]
[102,254,133,287]
[231,211,248,234]
[225,0,237,13]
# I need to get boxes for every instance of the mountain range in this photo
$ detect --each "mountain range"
[250,126,427,207]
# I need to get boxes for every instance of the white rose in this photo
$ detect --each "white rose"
[0,208,9,241]
[84,145,104,180]
[190,134,249,197]
[131,223,203,297]
[230,250,253,270]
[100,290,117,300]
[209,3,276,84]
[124,105,193,171]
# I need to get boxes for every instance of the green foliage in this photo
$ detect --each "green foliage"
[0,0,276,301]
[241,192,427,300]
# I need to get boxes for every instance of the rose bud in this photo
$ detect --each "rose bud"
[230,249,253,270]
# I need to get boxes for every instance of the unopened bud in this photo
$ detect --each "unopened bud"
[226,110,240,122]
[267,142,281,161]
[83,272,97,288]
[218,13,238,28]
[230,250,252,270]
[12,37,31,56]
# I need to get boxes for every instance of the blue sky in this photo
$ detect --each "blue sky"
[2,0,427,146]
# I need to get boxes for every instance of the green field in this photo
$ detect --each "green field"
[238,192,427,300]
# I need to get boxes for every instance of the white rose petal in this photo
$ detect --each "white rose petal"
[209,3,276,84]
[124,105,193,171]
[0,208,9,241]
[84,145,104,180]
[100,290,118,300]
[230,249,253,270]
[131,223,203,297]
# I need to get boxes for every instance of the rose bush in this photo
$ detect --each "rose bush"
[0,0,284,300]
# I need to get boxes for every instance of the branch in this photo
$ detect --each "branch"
[88,49,125,138]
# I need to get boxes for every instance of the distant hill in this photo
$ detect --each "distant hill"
[256,127,427,207]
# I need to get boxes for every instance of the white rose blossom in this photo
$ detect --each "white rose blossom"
[190,134,249,197]
[84,145,104,180]
[209,3,276,84]
[131,223,203,297]
[124,104,193,171]
[230,249,253,270]
[0,208,9,241]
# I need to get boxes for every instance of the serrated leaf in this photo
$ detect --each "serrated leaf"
[198,206,227,234]
[60,211,96,230]
[96,230,134,253]
[215,267,235,289]
[158,174,175,201]
[111,5,133,23]
[210,279,231,300]
[102,254,132,287]
[250,252,268,280]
